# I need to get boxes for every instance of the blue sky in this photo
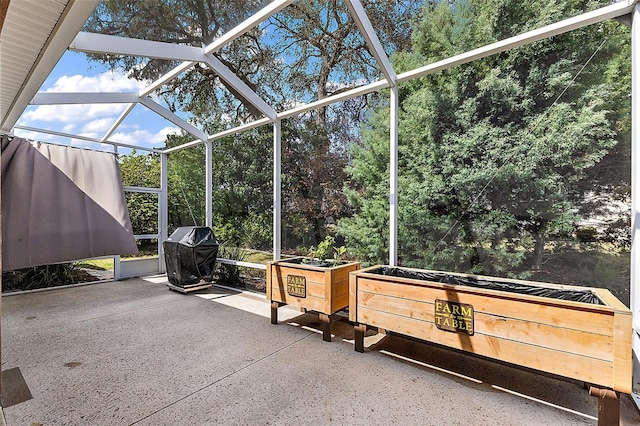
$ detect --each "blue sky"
[14,51,180,153]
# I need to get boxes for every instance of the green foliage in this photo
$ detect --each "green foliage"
[281,117,350,248]
[241,212,272,250]
[216,244,249,286]
[2,263,89,292]
[86,1,423,253]
[125,193,158,235]
[305,235,349,263]
[339,0,630,277]
[575,226,598,243]
[530,243,630,306]
[208,128,273,249]
[119,151,161,235]
[306,235,335,260]
[165,134,207,228]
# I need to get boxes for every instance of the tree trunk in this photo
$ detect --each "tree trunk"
[532,230,546,271]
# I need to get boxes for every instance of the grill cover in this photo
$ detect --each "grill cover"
[163,226,219,287]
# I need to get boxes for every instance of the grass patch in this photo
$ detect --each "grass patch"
[242,250,273,264]
[77,258,114,271]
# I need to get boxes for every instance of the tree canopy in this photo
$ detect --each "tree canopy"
[338,0,630,277]
[86,0,423,250]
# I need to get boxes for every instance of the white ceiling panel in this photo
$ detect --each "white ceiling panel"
[0,0,100,133]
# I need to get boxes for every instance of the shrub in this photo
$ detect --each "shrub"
[575,226,598,243]
[2,263,93,292]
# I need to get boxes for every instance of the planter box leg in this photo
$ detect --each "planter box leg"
[319,313,331,342]
[271,302,280,325]
[589,386,620,426]
[354,324,366,353]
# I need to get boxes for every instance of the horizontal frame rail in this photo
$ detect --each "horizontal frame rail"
[217,258,267,270]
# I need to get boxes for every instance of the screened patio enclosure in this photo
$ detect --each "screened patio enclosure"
[2,0,640,408]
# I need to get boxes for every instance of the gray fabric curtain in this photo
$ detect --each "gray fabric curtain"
[1,136,138,270]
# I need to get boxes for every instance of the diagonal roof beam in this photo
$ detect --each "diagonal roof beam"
[345,0,397,84]
[140,0,296,101]
[70,33,277,121]
[138,97,208,141]
[204,56,277,121]
[69,31,276,128]
[139,62,193,97]
[102,103,136,142]
[70,32,207,62]
[204,0,296,55]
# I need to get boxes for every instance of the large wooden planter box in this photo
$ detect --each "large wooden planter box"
[267,257,360,341]
[349,265,632,395]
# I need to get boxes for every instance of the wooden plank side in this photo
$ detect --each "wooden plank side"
[330,275,351,313]
[612,310,633,394]
[266,262,273,300]
[595,288,630,312]
[356,278,614,335]
[325,269,332,314]
[270,274,327,299]
[273,266,326,284]
[332,277,350,298]
[332,291,349,314]
[270,272,327,312]
[357,306,615,388]
[331,263,360,281]
[329,264,359,313]
[358,292,613,361]
[272,292,326,311]
[331,263,360,304]
[349,272,358,322]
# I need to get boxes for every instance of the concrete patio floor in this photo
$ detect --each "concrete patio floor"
[1,276,639,425]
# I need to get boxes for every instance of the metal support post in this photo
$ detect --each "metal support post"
[273,119,282,260]
[205,140,213,228]
[632,2,640,408]
[389,85,399,266]
[159,152,169,273]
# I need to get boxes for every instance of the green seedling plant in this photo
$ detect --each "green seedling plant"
[304,236,348,265]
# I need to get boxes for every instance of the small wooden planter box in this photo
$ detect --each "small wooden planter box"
[349,265,632,395]
[267,257,360,341]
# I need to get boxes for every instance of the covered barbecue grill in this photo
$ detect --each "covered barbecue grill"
[163,226,219,293]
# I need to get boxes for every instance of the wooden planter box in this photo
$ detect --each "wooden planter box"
[349,265,632,395]
[267,257,360,341]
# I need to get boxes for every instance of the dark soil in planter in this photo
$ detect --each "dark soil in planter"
[371,267,605,305]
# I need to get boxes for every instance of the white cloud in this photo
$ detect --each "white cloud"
[156,126,181,141]
[62,123,76,133]
[46,71,147,93]
[13,128,51,141]
[16,68,183,150]
[81,118,114,134]
[109,126,180,148]
[19,70,146,127]
[21,103,129,125]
